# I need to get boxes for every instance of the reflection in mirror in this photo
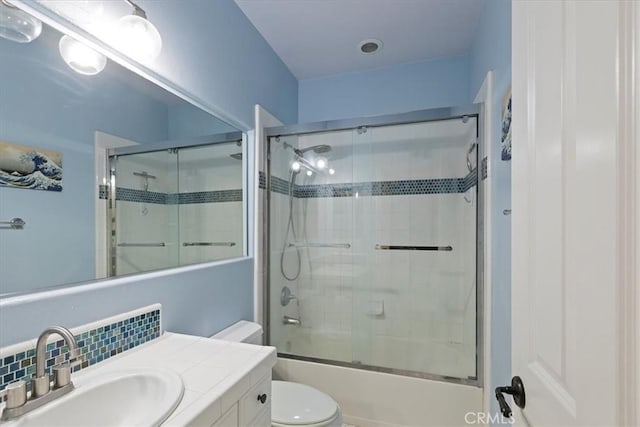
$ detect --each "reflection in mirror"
[109,139,244,276]
[0,15,244,296]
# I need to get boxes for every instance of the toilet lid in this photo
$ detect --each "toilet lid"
[272,381,338,425]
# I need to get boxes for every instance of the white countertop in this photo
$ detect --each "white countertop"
[60,332,277,426]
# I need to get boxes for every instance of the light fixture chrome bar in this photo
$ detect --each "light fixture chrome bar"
[117,242,165,247]
[123,0,147,18]
[182,242,236,247]
[0,218,26,230]
[288,242,351,249]
[375,244,453,251]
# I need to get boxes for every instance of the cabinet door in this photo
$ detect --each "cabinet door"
[211,403,238,427]
[247,409,271,427]
[239,374,271,426]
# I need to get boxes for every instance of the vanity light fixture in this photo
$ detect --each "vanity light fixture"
[59,35,107,75]
[0,0,42,43]
[114,0,162,63]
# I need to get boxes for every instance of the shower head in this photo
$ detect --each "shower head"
[296,144,332,156]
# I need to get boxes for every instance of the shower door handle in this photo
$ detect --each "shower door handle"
[495,376,526,418]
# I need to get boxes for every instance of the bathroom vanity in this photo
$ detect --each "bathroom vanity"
[0,331,275,427]
[89,333,275,426]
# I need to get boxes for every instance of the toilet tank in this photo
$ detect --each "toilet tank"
[211,320,263,345]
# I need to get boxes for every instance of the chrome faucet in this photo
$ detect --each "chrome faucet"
[1,326,82,421]
[33,326,78,397]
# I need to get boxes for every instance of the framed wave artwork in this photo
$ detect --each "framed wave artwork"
[0,141,63,192]
[501,87,512,161]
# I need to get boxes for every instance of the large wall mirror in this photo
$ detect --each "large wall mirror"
[0,12,246,296]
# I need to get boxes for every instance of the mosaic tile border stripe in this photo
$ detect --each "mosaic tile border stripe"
[112,188,243,204]
[98,184,109,200]
[259,171,266,190]
[0,308,161,392]
[178,190,243,204]
[270,176,292,196]
[269,173,478,198]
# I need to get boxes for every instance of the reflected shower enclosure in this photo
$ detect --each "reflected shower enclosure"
[266,109,481,383]
[108,136,244,276]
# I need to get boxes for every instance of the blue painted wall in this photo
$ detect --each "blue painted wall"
[298,55,470,122]
[167,104,238,140]
[469,0,512,417]
[0,258,254,347]
[138,0,298,128]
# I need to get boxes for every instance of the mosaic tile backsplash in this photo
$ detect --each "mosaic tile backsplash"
[0,308,161,392]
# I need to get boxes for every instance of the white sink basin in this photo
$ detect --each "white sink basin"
[4,368,184,427]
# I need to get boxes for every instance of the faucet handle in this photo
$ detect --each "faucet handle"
[52,355,83,389]
[0,380,27,409]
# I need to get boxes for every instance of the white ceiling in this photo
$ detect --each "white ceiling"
[235,0,485,80]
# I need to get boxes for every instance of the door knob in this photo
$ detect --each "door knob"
[495,376,526,418]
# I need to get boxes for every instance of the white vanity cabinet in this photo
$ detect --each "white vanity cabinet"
[211,373,271,427]
[69,332,277,427]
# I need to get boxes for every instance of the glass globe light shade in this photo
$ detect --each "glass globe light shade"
[0,0,42,43]
[291,161,301,172]
[114,14,162,63]
[59,35,107,76]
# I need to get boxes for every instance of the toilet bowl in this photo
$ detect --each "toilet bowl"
[271,381,342,427]
[212,321,343,427]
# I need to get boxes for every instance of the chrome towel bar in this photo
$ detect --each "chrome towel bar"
[0,218,25,230]
[288,242,351,249]
[117,242,165,247]
[375,244,453,251]
[182,242,236,247]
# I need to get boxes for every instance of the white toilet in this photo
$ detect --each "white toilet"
[212,321,343,427]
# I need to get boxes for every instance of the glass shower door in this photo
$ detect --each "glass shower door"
[110,149,179,276]
[268,114,479,381]
[350,119,478,379]
[177,142,244,265]
[268,129,356,364]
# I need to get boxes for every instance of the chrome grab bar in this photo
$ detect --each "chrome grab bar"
[117,242,165,247]
[375,244,453,251]
[288,242,351,249]
[0,218,25,230]
[182,242,236,247]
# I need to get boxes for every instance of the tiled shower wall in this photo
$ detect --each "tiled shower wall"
[270,119,478,379]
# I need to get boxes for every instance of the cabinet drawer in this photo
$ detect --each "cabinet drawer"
[239,374,271,425]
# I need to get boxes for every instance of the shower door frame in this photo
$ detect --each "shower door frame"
[107,131,246,276]
[264,105,484,387]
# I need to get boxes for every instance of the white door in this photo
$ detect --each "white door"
[511,1,638,426]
